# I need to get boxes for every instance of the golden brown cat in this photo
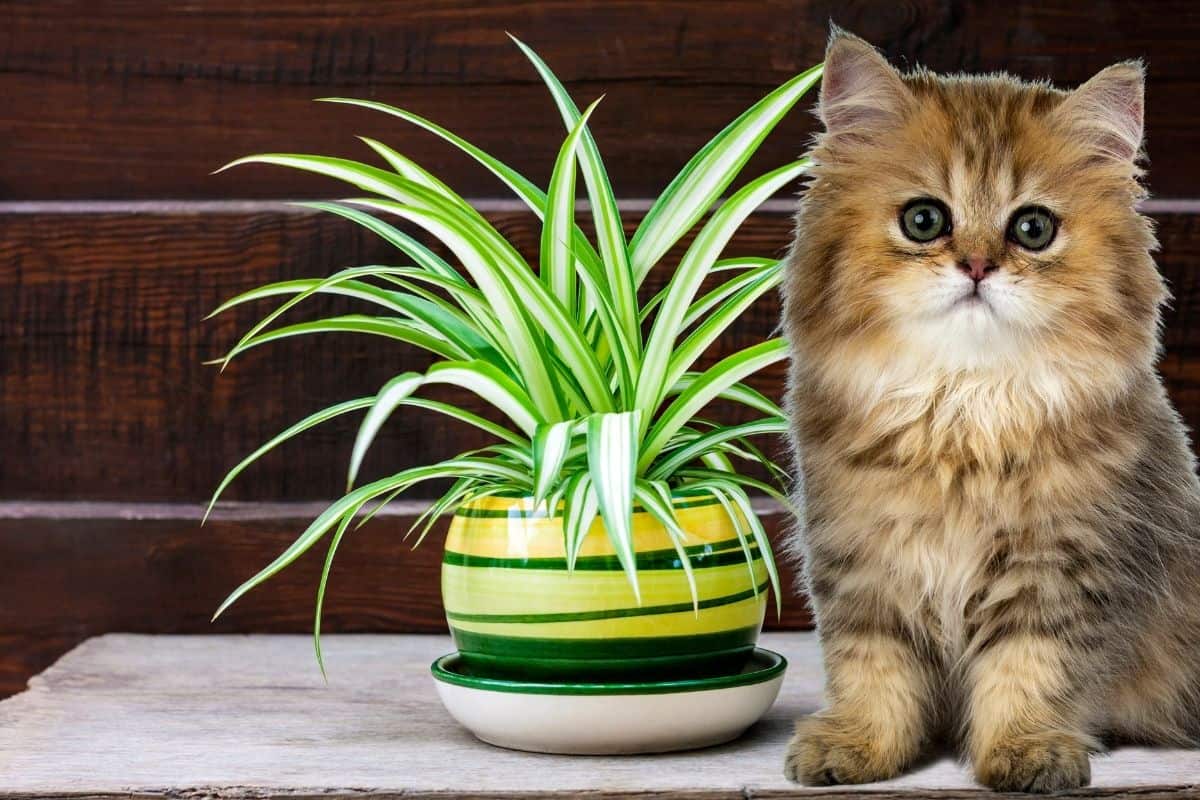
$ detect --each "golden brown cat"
[782,29,1200,792]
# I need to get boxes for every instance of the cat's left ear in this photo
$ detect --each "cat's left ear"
[817,27,912,143]
[1054,61,1145,163]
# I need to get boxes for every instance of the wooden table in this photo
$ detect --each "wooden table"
[1,632,1196,798]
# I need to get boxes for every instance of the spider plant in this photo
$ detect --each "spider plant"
[207,38,821,666]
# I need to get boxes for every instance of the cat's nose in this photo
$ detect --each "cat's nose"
[957,254,998,283]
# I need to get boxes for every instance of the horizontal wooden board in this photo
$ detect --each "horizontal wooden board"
[5,206,1200,502]
[1,0,1199,198]
[0,500,809,698]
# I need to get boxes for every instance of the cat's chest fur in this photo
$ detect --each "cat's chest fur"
[795,361,1127,656]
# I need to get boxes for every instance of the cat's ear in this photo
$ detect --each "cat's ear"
[1054,61,1145,163]
[818,26,911,141]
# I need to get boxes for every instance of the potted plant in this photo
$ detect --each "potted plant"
[207,38,821,753]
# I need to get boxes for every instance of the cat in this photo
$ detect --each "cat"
[781,28,1200,793]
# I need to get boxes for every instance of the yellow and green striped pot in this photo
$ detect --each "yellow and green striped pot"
[442,492,768,680]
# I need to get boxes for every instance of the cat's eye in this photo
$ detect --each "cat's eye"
[1007,206,1057,251]
[899,199,952,243]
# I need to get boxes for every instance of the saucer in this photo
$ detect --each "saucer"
[431,646,786,754]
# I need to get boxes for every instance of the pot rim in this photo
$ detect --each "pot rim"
[453,488,724,519]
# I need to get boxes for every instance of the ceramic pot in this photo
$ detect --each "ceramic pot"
[441,492,768,680]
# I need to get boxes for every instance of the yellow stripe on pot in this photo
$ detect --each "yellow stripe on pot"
[442,560,767,617]
[448,592,767,640]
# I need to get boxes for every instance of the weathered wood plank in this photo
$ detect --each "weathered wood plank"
[0,500,810,699]
[5,207,1200,502]
[0,632,1196,798]
[1,1,1199,198]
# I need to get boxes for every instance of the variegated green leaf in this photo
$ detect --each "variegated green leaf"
[421,360,543,436]
[348,373,423,488]
[639,257,773,324]
[532,420,576,508]
[640,339,789,471]
[314,502,366,678]
[635,162,807,430]
[206,397,373,523]
[296,201,459,280]
[629,66,822,282]
[561,471,598,573]
[586,411,641,601]
[667,375,785,419]
[313,98,606,271]
[542,100,602,312]
[648,417,789,481]
[633,480,698,610]
[228,315,467,363]
[510,36,640,353]
[350,195,614,416]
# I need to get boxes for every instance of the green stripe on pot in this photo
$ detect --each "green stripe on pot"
[445,579,770,624]
[450,626,764,680]
[452,625,760,659]
[442,540,760,571]
[452,493,721,519]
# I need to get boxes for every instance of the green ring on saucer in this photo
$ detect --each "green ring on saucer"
[431,646,786,696]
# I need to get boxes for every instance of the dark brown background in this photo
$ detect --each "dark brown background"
[3,0,1199,697]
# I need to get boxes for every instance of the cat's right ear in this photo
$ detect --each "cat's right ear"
[818,27,911,141]
[1052,61,1145,164]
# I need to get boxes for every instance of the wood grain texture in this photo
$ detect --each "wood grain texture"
[0,499,809,699]
[1,1,1198,199]
[1,632,1197,797]
[6,207,1200,501]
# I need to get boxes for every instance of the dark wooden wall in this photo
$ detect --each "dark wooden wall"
[3,0,1200,697]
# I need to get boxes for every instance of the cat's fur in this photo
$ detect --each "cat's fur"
[781,29,1200,792]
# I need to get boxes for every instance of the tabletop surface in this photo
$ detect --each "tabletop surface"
[1,632,1197,798]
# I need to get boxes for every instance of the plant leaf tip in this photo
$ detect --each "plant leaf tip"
[315,645,329,683]
[210,159,245,176]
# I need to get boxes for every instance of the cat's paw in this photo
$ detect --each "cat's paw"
[783,714,904,785]
[974,731,1093,793]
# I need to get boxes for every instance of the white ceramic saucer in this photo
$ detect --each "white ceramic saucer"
[431,647,786,755]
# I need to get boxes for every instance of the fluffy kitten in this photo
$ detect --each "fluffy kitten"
[782,29,1200,792]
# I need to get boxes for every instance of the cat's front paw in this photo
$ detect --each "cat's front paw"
[974,731,1092,793]
[783,714,904,785]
